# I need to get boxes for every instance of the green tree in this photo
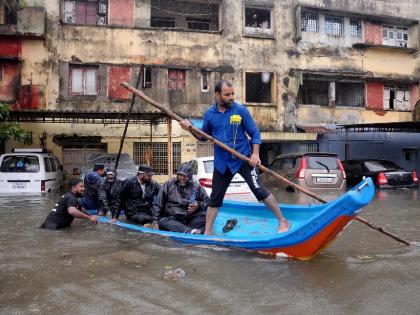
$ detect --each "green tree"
[0,103,31,145]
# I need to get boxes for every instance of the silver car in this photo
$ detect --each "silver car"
[263,152,347,193]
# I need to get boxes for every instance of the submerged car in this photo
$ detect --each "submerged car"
[342,159,418,189]
[263,152,347,193]
[0,148,64,193]
[189,156,254,199]
[80,153,138,181]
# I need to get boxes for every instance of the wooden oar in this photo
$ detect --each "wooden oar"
[121,82,411,246]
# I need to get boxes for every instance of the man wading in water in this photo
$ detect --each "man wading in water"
[180,79,290,235]
[41,178,97,229]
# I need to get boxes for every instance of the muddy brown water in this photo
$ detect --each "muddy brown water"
[1,187,420,314]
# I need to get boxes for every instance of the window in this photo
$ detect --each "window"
[0,5,5,24]
[245,72,273,104]
[44,157,52,172]
[201,71,209,92]
[403,148,417,161]
[150,0,219,31]
[196,142,214,157]
[133,142,181,175]
[384,84,411,111]
[168,69,186,91]
[383,25,409,47]
[301,11,318,32]
[298,143,319,153]
[187,17,211,31]
[0,156,40,173]
[298,80,329,106]
[245,7,271,29]
[336,82,364,107]
[350,19,362,37]
[142,67,152,88]
[325,16,344,36]
[150,16,175,28]
[0,4,17,24]
[70,66,99,95]
[49,158,57,172]
[62,1,108,25]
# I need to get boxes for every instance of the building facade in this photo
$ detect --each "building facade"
[1,0,419,180]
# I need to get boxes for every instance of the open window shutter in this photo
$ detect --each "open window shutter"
[85,69,97,95]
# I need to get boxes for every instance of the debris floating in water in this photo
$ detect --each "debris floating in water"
[164,268,186,280]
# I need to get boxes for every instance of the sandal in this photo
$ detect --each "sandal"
[223,219,238,233]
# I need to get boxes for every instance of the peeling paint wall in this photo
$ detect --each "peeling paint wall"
[3,0,420,170]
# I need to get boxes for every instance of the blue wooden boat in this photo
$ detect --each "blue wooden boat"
[93,177,375,260]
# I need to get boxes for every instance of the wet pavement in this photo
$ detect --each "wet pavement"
[1,187,420,314]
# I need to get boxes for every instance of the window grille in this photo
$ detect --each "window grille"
[350,19,362,37]
[298,143,319,153]
[150,0,219,31]
[196,142,214,157]
[133,142,181,175]
[325,16,343,36]
[336,82,364,107]
[298,80,329,106]
[301,11,318,32]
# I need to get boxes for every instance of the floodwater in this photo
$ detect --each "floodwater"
[1,187,420,315]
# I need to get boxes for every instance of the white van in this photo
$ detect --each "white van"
[0,149,64,193]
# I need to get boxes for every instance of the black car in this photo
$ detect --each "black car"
[342,159,418,188]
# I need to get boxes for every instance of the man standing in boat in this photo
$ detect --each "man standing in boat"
[180,79,290,235]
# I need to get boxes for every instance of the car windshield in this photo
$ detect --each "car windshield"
[0,155,40,173]
[203,160,214,173]
[364,160,400,172]
[306,156,339,170]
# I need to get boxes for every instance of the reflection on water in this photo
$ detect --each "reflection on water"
[1,188,420,314]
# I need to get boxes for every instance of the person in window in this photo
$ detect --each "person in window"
[98,167,122,221]
[119,165,160,225]
[81,163,105,210]
[180,79,290,235]
[40,178,97,230]
[248,12,259,27]
[152,163,209,234]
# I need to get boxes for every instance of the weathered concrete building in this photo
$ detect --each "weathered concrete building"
[1,0,419,180]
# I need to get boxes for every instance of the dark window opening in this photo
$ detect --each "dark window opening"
[384,84,411,111]
[325,16,343,36]
[245,7,271,29]
[201,71,209,92]
[0,4,17,24]
[150,0,219,31]
[150,16,175,28]
[350,19,362,37]
[301,11,318,32]
[298,80,329,106]
[245,72,273,104]
[143,67,152,88]
[403,149,416,161]
[336,82,364,107]
[187,17,210,31]
[62,0,108,25]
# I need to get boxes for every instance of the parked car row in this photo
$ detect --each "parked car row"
[1,149,418,195]
[263,152,418,192]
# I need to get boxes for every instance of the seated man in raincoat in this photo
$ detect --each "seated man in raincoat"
[152,162,209,234]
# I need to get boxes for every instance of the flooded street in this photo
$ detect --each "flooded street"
[1,188,420,315]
